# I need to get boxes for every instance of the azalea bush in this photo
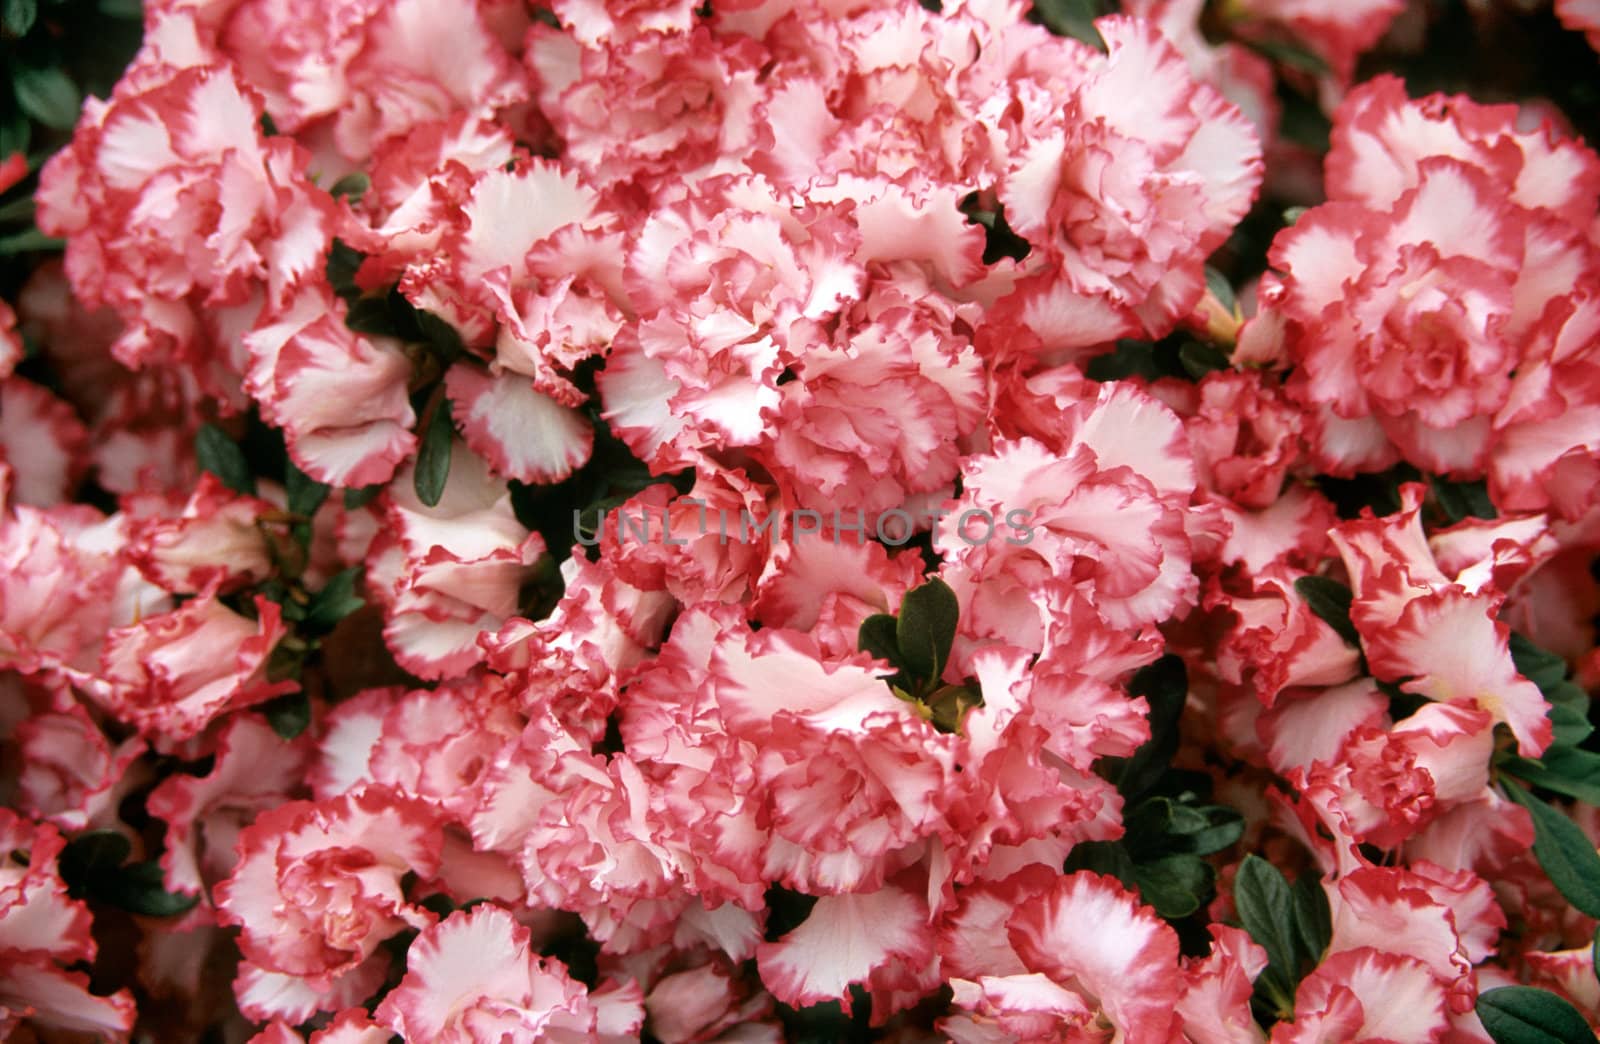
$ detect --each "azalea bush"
[2,0,1600,1039]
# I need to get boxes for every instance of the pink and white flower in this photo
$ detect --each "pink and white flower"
[216,786,445,983]
[374,905,623,1042]
[95,591,296,741]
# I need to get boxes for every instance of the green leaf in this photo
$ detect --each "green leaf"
[343,295,398,337]
[285,460,329,519]
[261,691,311,740]
[1290,872,1332,970]
[329,171,369,201]
[1181,805,1246,857]
[195,423,256,495]
[1542,692,1591,748]
[1062,841,1137,890]
[13,66,82,129]
[1145,800,1203,839]
[1282,206,1309,226]
[1179,339,1230,380]
[1246,37,1332,76]
[255,579,307,623]
[1501,749,1600,807]
[1086,339,1163,383]
[1122,796,1220,861]
[1431,476,1496,524]
[926,683,982,735]
[264,640,306,683]
[1504,781,1600,918]
[857,613,901,667]
[895,579,959,688]
[416,310,464,366]
[1111,654,1187,799]
[1133,854,1214,919]
[962,205,998,231]
[97,0,142,18]
[305,566,365,634]
[1511,634,1570,691]
[1546,709,1592,752]
[99,860,201,918]
[1086,336,1223,385]
[1510,634,1592,749]
[58,834,198,917]
[0,195,36,223]
[3,0,37,36]
[1293,575,1360,648]
[325,238,365,301]
[1278,91,1332,153]
[1204,265,1237,313]
[1476,986,1599,1044]
[418,892,455,918]
[344,484,383,510]
[1234,854,1299,981]
[414,398,454,508]
[0,227,62,254]
[1551,701,1595,751]
[1032,0,1107,51]
[58,830,133,896]
[0,109,30,159]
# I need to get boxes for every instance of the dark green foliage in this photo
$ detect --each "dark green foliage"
[1502,781,1600,919]
[1085,335,1233,384]
[195,423,257,495]
[1105,654,1187,799]
[895,579,958,686]
[1,0,142,295]
[413,396,454,507]
[261,691,312,740]
[1477,986,1600,1044]
[1068,656,1246,922]
[1431,476,1497,524]
[1030,0,1107,50]
[855,578,981,734]
[1234,855,1330,1020]
[304,566,365,636]
[58,830,199,918]
[1292,576,1359,648]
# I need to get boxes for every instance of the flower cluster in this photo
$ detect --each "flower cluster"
[1,0,1599,1039]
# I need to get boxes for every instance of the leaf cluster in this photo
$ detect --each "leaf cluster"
[1288,563,1600,1040]
[58,829,199,918]
[1072,657,1246,923]
[1497,635,1600,805]
[326,238,467,508]
[1084,334,1231,384]
[857,578,982,734]
[1474,634,1600,1042]
[1233,855,1332,1024]
[1,0,141,279]
[194,424,370,736]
